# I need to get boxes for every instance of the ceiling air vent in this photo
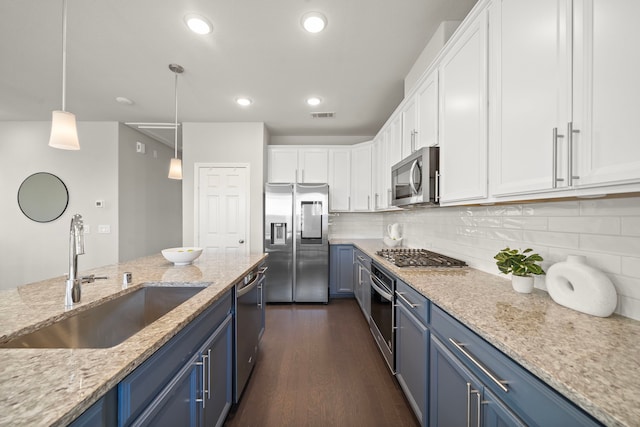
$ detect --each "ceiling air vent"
[310,112,335,119]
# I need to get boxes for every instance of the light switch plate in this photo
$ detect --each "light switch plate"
[98,225,111,234]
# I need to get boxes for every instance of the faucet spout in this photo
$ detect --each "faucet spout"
[65,214,85,309]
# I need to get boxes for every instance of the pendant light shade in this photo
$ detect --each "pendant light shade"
[49,110,79,150]
[168,63,184,180]
[49,0,80,150]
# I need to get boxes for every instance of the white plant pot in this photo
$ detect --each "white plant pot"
[511,275,534,294]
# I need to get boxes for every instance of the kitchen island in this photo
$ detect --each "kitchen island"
[0,251,267,426]
[333,239,640,427]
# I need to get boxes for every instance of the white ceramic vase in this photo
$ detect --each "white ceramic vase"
[511,275,534,294]
[545,255,617,317]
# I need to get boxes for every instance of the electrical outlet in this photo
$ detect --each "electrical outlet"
[98,225,111,234]
[84,224,91,234]
[136,141,146,154]
[95,200,104,208]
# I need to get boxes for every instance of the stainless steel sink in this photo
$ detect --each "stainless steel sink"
[0,286,205,349]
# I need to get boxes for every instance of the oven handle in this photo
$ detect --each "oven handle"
[370,274,393,301]
[237,273,260,297]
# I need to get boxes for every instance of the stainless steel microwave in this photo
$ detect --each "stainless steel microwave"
[391,146,440,206]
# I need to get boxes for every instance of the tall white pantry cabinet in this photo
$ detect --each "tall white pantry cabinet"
[490,0,640,198]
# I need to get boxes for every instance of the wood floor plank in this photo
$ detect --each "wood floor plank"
[224,299,420,427]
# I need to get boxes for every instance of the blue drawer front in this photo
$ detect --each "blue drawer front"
[431,305,602,427]
[118,291,232,427]
[395,279,429,325]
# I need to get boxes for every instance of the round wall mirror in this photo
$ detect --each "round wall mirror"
[18,172,69,223]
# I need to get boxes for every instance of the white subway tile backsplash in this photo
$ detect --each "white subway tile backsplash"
[548,217,621,235]
[330,196,640,320]
[579,234,640,257]
[621,217,640,236]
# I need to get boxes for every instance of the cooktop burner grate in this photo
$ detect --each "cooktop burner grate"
[376,248,467,268]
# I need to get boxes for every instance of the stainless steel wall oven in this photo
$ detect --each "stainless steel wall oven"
[369,263,395,372]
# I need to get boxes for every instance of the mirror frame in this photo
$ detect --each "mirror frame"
[17,172,69,223]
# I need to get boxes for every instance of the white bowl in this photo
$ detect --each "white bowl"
[383,236,402,247]
[161,247,203,265]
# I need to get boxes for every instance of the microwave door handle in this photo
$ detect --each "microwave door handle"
[409,159,419,194]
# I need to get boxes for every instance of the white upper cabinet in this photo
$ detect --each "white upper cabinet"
[438,8,488,204]
[267,147,298,183]
[571,0,640,188]
[267,146,328,183]
[489,0,571,197]
[401,96,418,158]
[298,148,329,183]
[351,142,373,211]
[387,114,403,167]
[328,148,351,211]
[416,69,439,149]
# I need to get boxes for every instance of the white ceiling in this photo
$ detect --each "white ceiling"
[0,0,477,144]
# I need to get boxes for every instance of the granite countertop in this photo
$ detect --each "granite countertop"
[333,239,640,427]
[0,251,267,427]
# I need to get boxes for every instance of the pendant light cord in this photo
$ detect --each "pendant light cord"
[174,71,178,158]
[61,0,68,112]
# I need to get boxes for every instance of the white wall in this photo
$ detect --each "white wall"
[381,197,640,320]
[182,122,267,253]
[118,124,182,261]
[0,122,119,289]
[404,20,461,96]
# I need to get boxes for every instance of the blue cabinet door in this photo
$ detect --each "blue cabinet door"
[201,315,233,427]
[395,301,429,426]
[329,245,355,296]
[69,388,117,427]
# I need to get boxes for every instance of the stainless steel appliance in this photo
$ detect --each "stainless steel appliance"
[234,262,267,403]
[377,248,467,268]
[369,263,395,372]
[391,146,440,207]
[264,183,329,303]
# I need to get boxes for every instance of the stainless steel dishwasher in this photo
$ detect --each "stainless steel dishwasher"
[234,263,267,403]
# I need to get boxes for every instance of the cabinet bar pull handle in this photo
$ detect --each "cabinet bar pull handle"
[302,169,305,182]
[567,122,580,186]
[552,127,565,188]
[206,349,211,400]
[367,195,370,210]
[395,290,419,308]
[195,352,208,408]
[476,388,481,427]
[435,170,440,203]
[466,382,472,427]
[449,338,509,392]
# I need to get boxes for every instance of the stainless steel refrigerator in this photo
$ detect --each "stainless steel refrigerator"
[264,183,329,303]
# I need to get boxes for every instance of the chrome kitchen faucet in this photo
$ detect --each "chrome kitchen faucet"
[65,214,85,308]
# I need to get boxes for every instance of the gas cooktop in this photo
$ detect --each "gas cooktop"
[376,248,467,268]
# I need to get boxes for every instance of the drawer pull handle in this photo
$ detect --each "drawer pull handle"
[395,290,419,308]
[450,338,509,393]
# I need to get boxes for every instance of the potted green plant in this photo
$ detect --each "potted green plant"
[494,247,545,293]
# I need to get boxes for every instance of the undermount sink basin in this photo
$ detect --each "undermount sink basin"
[0,285,205,349]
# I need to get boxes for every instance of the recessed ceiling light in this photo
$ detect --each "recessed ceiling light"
[184,14,213,35]
[306,97,322,106]
[115,96,134,105]
[301,12,327,33]
[236,97,253,106]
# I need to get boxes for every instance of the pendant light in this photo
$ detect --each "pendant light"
[168,63,184,180]
[49,0,80,150]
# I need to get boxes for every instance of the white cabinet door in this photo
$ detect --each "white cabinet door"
[401,96,418,158]
[267,147,298,183]
[387,114,403,167]
[572,0,640,188]
[439,9,488,204]
[351,142,373,211]
[416,69,439,149]
[489,0,571,197]
[328,148,351,211]
[298,148,328,183]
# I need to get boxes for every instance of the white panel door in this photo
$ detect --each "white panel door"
[572,0,640,187]
[439,9,488,204]
[197,166,249,254]
[489,0,570,197]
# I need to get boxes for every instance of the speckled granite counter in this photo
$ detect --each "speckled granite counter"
[0,251,266,427]
[333,239,640,427]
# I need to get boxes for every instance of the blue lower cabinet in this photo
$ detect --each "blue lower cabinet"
[394,282,429,426]
[430,335,525,427]
[200,315,233,427]
[69,388,117,427]
[329,245,355,297]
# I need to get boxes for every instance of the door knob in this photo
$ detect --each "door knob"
[239,239,245,244]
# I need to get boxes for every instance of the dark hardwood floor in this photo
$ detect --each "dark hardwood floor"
[224,299,420,427]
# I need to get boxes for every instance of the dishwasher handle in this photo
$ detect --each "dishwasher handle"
[237,273,260,297]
